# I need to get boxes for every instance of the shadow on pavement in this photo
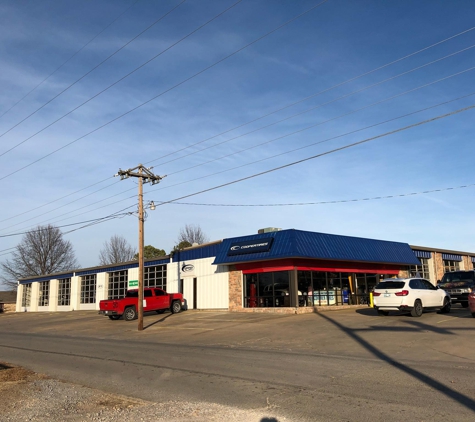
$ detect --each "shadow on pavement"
[315,311,475,413]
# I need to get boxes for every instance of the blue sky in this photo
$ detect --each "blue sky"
[1,0,475,285]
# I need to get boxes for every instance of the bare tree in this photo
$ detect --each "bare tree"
[1,224,79,290]
[177,224,209,246]
[99,235,136,265]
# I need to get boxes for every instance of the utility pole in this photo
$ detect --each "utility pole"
[115,164,164,331]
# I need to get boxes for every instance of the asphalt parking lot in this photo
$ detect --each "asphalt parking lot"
[2,304,474,360]
[1,305,474,422]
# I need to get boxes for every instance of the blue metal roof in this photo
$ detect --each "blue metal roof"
[213,229,421,266]
[172,242,222,262]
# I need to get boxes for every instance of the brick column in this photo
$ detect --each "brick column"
[434,252,444,282]
[228,266,242,311]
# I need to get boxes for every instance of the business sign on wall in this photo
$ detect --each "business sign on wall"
[227,237,274,256]
[180,263,195,277]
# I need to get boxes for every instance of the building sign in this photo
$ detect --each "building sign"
[180,263,195,277]
[128,280,138,288]
[227,237,274,256]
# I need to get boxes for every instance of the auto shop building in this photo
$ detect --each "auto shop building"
[15,228,475,313]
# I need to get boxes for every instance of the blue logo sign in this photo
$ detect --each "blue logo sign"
[227,238,274,256]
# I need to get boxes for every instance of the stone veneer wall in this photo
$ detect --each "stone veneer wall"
[462,255,473,271]
[433,252,444,281]
[228,266,243,311]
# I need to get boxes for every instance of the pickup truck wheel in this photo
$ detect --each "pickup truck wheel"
[171,301,182,314]
[108,315,121,320]
[123,306,137,321]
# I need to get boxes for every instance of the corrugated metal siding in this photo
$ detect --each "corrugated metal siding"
[169,257,228,309]
[213,229,421,266]
[19,272,74,284]
[172,242,221,262]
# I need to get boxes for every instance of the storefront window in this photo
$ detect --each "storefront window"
[244,271,290,308]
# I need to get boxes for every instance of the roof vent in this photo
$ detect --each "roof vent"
[258,227,282,234]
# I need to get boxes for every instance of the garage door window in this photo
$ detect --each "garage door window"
[58,278,71,306]
[80,274,96,304]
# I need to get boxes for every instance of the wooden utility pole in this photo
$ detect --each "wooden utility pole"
[115,164,164,331]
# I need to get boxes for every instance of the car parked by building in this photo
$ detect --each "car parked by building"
[437,270,475,308]
[99,288,184,321]
[373,278,451,317]
[469,290,475,318]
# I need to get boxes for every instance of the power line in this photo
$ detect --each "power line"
[142,26,475,166]
[3,102,472,252]
[3,87,472,236]
[0,0,187,156]
[151,103,475,206]
[167,184,475,207]
[151,90,475,193]
[0,0,329,181]
[1,14,472,230]
[0,0,142,120]
[160,57,475,177]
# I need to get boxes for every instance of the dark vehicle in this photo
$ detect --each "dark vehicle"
[438,270,475,308]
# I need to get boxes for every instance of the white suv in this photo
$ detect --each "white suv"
[373,278,451,317]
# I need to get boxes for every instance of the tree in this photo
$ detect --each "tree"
[133,245,166,260]
[1,224,79,290]
[177,224,209,246]
[170,240,192,254]
[99,235,136,265]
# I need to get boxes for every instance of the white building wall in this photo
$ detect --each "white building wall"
[49,279,58,312]
[96,272,108,304]
[70,276,81,311]
[27,282,39,312]
[16,284,23,312]
[169,257,228,310]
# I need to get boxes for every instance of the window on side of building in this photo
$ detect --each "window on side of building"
[144,265,167,290]
[21,284,32,307]
[80,274,96,304]
[108,270,128,300]
[38,281,49,306]
[444,260,460,272]
[58,278,71,306]
[409,258,430,280]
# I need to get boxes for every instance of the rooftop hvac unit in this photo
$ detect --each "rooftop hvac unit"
[258,227,282,234]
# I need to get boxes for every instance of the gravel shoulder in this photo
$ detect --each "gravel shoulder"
[0,362,283,422]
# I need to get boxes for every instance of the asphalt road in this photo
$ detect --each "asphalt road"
[1,306,474,421]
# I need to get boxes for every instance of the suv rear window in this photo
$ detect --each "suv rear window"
[375,281,405,289]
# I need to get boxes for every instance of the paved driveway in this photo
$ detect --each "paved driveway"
[1,306,474,421]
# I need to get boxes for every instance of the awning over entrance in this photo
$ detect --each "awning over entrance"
[235,258,401,275]
[213,229,421,267]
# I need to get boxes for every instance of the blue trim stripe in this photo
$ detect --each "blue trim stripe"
[413,250,431,259]
[442,253,462,261]
[19,273,74,284]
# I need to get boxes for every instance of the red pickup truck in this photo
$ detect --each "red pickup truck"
[99,288,185,321]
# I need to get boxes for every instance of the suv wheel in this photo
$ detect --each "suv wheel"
[440,297,451,314]
[411,300,423,317]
